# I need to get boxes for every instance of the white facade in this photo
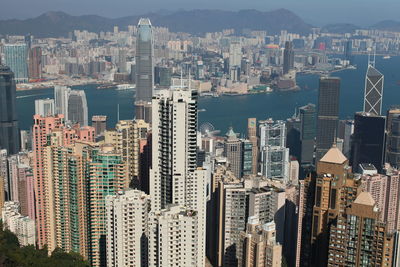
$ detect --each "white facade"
[34,98,55,117]
[149,205,201,267]
[229,42,242,67]
[54,85,70,118]
[149,88,207,266]
[2,201,35,246]
[261,146,290,183]
[106,190,150,267]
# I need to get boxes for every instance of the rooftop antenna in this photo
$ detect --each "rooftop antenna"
[180,66,183,89]
[188,66,191,90]
[117,104,120,122]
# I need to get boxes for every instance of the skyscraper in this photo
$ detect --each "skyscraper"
[3,44,28,83]
[315,77,340,162]
[229,41,242,68]
[344,40,353,64]
[28,46,42,80]
[68,90,88,126]
[54,85,70,116]
[149,88,207,266]
[283,41,294,75]
[247,118,258,174]
[91,115,107,136]
[135,18,154,103]
[34,98,55,117]
[0,65,20,155]
[387,113,400,168]
[350,112,386,173]
[106,189,150,267]
[224,127,243,178]
[363,65,384,115]
[299,103,316,167]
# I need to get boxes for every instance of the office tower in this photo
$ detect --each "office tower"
[299,103,316,166]
[224,127,243,178]
[341,119,354,157]
[34,98,55,117]
[344,40,353,64]
[54,85,70,116]
[117,49,127,73]
[310,145,359,266]
[0,150,8,202]
[135,101,152,124]
[259,120,289,182]
[106,190,150,267]
[20,130,31,151]
[0,65,20,155]
[149,88,207,266]
[247,118,258,174]
[28,46,42,80]
[350,112,386,173]
[289,159,299,184]
[32,114,65,249]
[363,64,384,115]
[387,111,400,168]
[360,170,400,232]
[154,66,172,87]
[217,181,247,266]
[286,116,301,160]
[283,41,294,75]
[135,18,154,103]
[68,90,88,126]
[238,217,282,267]
[327,192,394,266]
[315,77,340,162]
[1,201,36,246]
[3,43,28,83]
[261,146,290,182]
[259,119,286,148]
[88,145,129,267]
[92,115,107,136]
[229,41,242,67]
[242,140,253,176]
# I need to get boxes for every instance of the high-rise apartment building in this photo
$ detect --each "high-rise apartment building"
[315,77,340,162]
[283,41,294,75]
[0,65,20,155]
[68,90,88,126]
[327,192,394,266]
[3,43,28,83]
[106,190,150,267]
[135,18,154,103]
[238,217,282,267]
[350,112,386,173]
[149,88,207,266]
[363,64,384,115]
[34,98,55,117]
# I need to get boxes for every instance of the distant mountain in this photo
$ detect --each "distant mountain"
[0,9,312,38]
[321,23,360,34]
[371,20,400,32]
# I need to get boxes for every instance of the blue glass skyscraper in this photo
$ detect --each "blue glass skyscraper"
[3,43,28,83]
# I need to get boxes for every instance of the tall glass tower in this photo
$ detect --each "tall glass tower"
[0,65,20,155]
[363,64,384,116]
[316,77,340,162]
[3,43,28,83]
[135,18,154,103]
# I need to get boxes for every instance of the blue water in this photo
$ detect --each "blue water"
[16,55,400,135]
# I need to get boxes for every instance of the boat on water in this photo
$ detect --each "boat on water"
[383,56,391,60]
[116,84,135,91]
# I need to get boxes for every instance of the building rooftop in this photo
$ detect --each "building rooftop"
[319,145,347,164]
[353,192,375,206]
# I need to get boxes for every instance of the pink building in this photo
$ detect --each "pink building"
[17,165,35,220]
[361,170,400,232]
[32,114,65,248]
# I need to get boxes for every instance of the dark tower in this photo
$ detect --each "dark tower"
[315,77,340,162]
[283,41,294,75]
[0,65,20,155]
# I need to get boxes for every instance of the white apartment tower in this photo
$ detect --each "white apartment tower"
[106,190,151,267]
[149,88,207,267]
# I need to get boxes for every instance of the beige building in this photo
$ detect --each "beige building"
[238,217,282,267]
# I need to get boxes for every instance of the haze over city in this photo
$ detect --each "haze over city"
[1,0,400,25]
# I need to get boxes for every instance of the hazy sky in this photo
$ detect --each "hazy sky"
[0,0,399,26]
